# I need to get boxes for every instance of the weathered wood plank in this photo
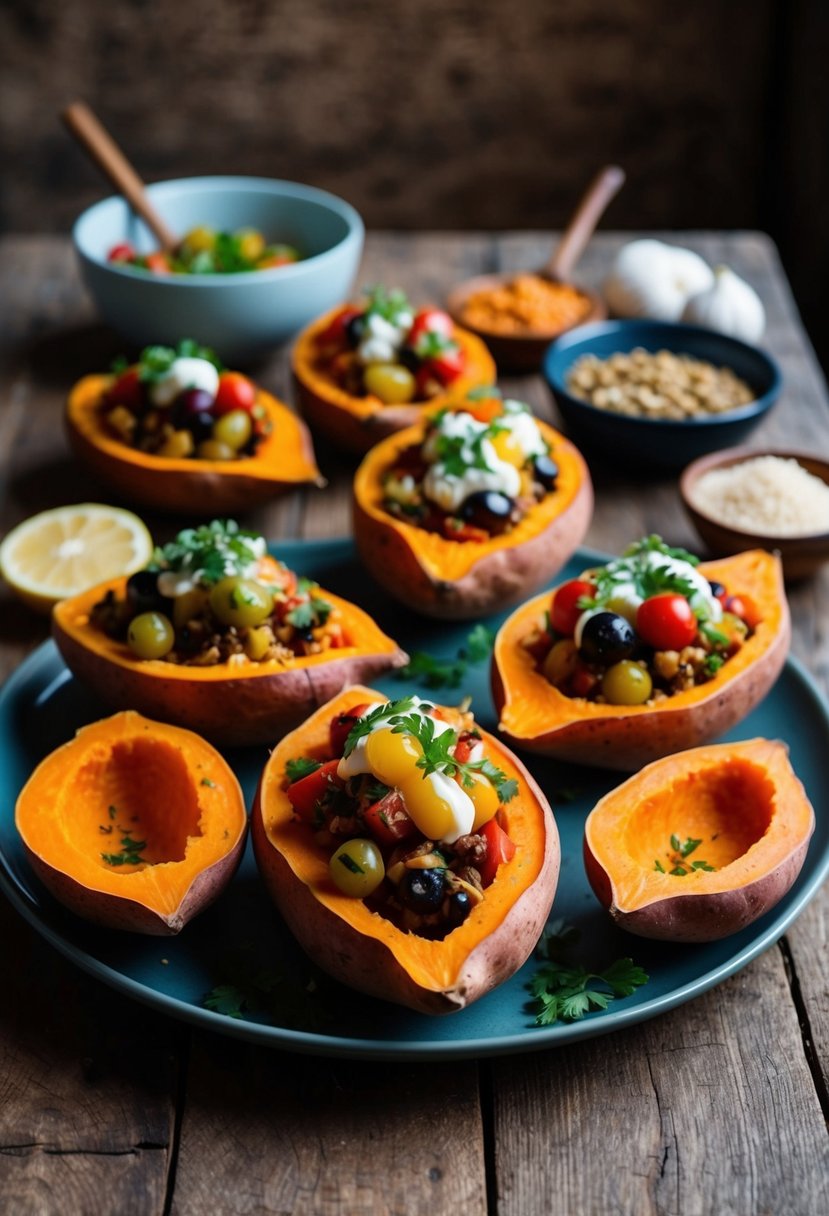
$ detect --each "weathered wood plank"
[492,945,829,1216]
[0,896,177,1215]
[171,1037,485,1216]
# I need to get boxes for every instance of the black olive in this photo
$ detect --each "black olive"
[399,868,445,911]
[397,344,421,372]
[445,891,472,928]
[460,490,515,535]
[345,312,367,348]
[708,580,726,600]
[126,570,168,617]
[579,611,637,665]
[533,454,559,490]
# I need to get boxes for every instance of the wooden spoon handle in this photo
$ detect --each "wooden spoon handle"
[545,164,625,281]
[61,101,178,253]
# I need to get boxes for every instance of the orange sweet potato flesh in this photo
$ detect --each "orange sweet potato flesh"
[15,710,247,935]
[66,374,323,514]
[352,418,593,620]
[493,550,790,770]
[292,308,497,454]
[52,580,407,747]
[583,738,815,942]
[252,686,560,1014]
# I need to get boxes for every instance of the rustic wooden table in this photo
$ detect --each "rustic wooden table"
[1,232,828,1215]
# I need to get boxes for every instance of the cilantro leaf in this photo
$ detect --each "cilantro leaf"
[529,955,648,1026]
[203,984,247,1018]
[285,757,322,783]
[397,625,494,689]
[101,833,147,866]
[149,519,262,584]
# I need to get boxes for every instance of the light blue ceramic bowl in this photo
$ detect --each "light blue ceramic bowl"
[72,176,364,361]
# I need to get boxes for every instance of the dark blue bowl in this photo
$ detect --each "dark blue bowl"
[542,320,782,471]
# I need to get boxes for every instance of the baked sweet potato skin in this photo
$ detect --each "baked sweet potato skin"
[352,418,593,621]
[52,581,407,747]
[493,550,790,771]
[252,686,560,1014]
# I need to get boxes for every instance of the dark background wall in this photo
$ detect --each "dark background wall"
[1,0,826,364]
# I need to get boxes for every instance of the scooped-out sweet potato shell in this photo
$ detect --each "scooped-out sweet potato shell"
[493,550,790,770]
[352,418,593,620]
[251,685,560,1014]
[66,374,323,514]
[583,738,815,942]
[52,580,407,747]
[15,710,247,935]
[292,307,497,454]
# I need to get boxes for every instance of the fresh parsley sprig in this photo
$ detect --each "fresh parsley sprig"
[529,920,648,1025]
[148,520,262,584]
[654,834,716,876]
[137,338,221,382]
[285,757,322,783]
[398,624,495,689]
[285,577,333,631]
[389,709,517,802]
[101,833,147,866]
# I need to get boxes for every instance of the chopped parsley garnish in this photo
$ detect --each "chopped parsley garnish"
[655,834,716,876]
[398,624,495,689]
[363,284,411,324]
[137,338,221,382]
[285,578,333,630]
[343,696,516,803]
[429,411,510,478]
[101,833,148,866]
[579,535,711,613]
[285,756,323,783]
[201,777,216,788]
[704,653,725,675]
[148,519,262,585]
[529,920,648,1025]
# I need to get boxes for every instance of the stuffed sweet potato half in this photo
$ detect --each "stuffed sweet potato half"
[252,686,560,1014]
[52,521,406,746]
[493,538,790,770]
[292,288,496,453]
[353,393,593,619]
[66,340,322,514]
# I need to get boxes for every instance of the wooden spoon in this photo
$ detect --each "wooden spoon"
[62,100,178,253]
[446,164,625,372]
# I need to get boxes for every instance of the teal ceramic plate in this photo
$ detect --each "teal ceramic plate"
[1,540,827,1060]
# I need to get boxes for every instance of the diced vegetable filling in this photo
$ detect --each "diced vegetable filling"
[91,520,347,667]
[284,697,518,937]
[524,537,761,704]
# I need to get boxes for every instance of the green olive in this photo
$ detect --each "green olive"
[172,587,209,630]
[127,612,175,659]
[363,363,416,404]
[209,577,274,628]
[329,838,385,897]
[196,439,236,461]
[541,638,578,687]
[212,409,253,452]
[156,429,195,459]
[601,660,653,706]
[604,594,639,626]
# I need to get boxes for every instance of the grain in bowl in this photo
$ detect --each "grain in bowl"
[689,455,829,536]
[566,348,754,420]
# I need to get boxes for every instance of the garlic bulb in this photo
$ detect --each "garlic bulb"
[682,265,766,343]
[604,239,714,322]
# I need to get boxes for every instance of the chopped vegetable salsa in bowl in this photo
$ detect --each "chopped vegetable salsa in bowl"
[72,176,364,357]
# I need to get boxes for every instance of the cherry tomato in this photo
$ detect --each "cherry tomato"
[329,703,372,756]
[453,732,481,764]
[286,759,344,822]
[408,307,454,345]
[214,372,256,416]
[144,252,172,275]
[317,306,364,348]
[363,789,418,846]
[636,593,698,650]
[107,366,143,409]
[108,242,136,264]
[463,395,503,423]
[723,594,762,631]
[550,579,597,636]
[478,819,516,888]
[569,664,600,699]
[422,345,465,386]
[414,366,443,399]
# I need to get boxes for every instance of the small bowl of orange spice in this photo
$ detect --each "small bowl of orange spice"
[446,166,624,371]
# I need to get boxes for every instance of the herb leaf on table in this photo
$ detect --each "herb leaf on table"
[398,624,495,689]
[529,920,648,1026]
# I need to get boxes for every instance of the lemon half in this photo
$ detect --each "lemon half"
[0,503,153,614]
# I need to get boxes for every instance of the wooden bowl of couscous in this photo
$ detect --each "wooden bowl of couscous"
[680,447,829,579]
